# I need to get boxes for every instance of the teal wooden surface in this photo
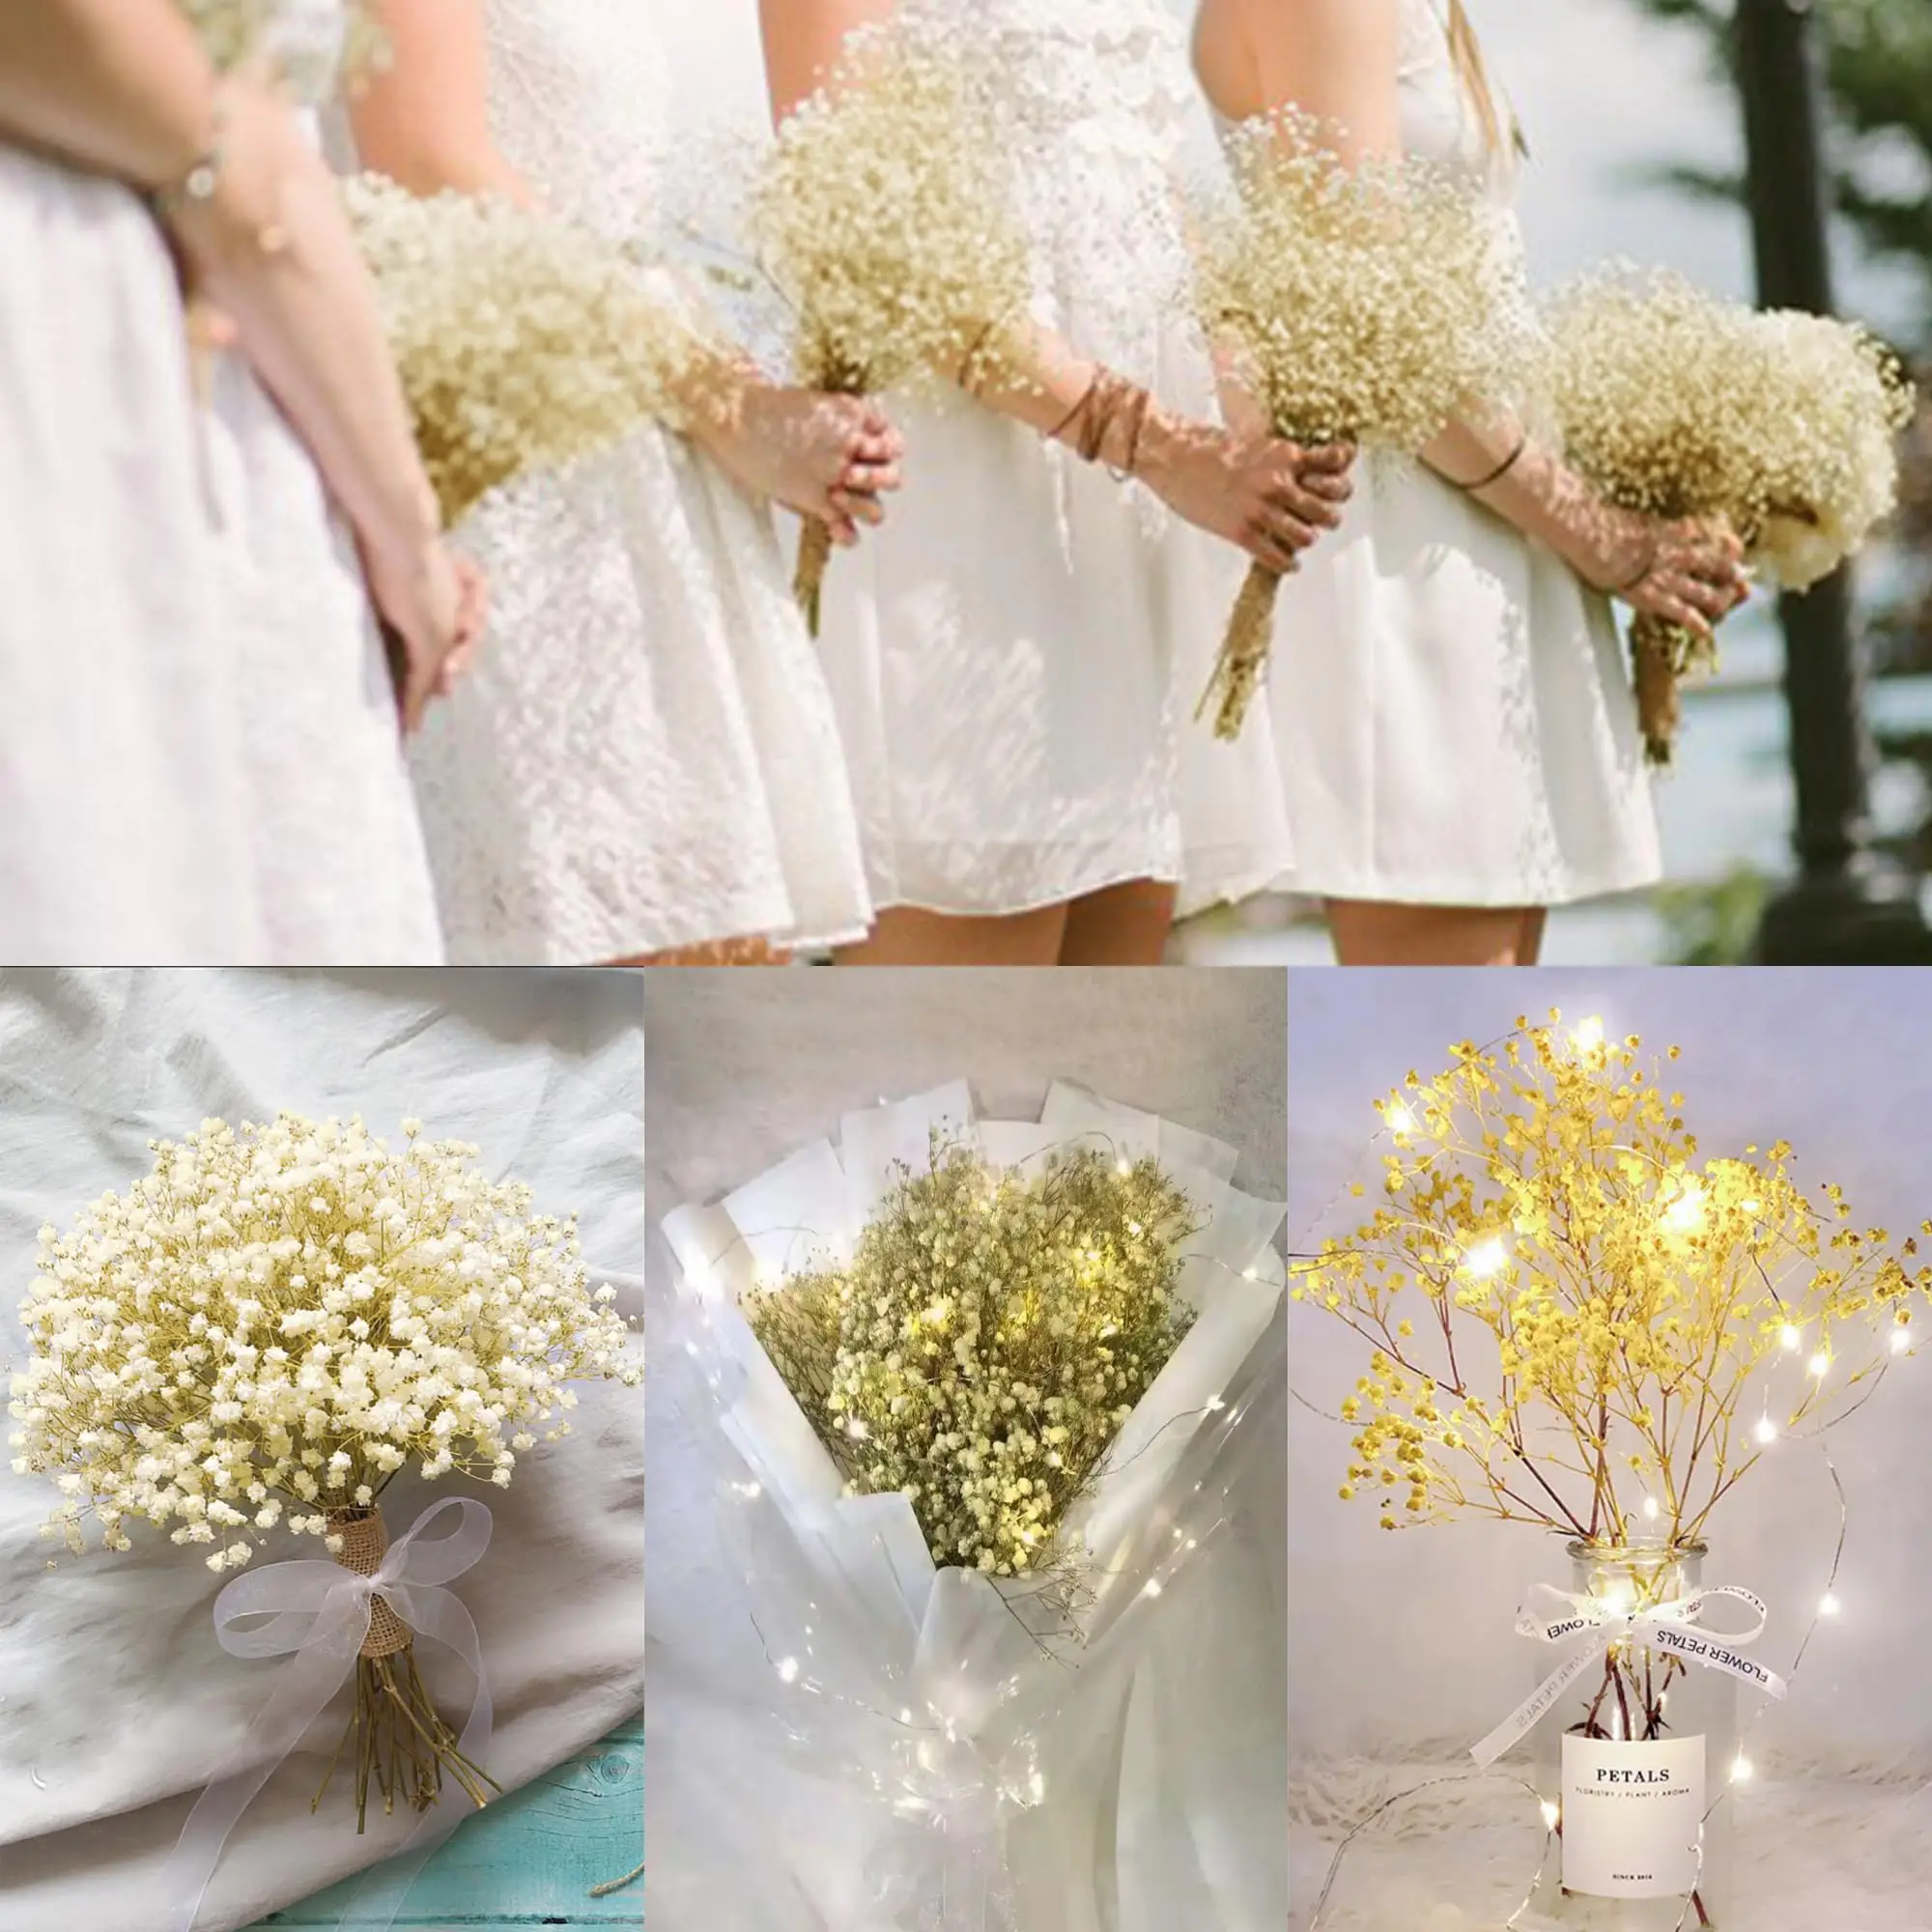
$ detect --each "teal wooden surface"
[247,1718,641,1928]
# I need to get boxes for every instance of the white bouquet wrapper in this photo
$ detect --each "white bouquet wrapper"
[658,1081,1287,1931]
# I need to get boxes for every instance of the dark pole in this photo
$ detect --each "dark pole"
[1738,0,1932,961]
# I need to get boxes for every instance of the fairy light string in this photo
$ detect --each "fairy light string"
[1288,1012,1914,1930]
[664,1112,1286,1884]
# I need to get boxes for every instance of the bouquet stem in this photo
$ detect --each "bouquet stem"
[1198,561,1284,741]
[1630,612,1718,767]
[316,1507,498,1833]
[793,516,836,639]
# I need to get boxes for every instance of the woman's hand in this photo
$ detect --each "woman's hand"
[359,534,490,734]
[693,376,904,545]
[1574,508,1749,641]
[1136,413,1354,572]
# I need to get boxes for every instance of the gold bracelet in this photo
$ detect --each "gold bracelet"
[154,84,232,218]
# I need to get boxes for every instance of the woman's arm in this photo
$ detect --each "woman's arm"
[0,0,222,186]
[759,0,1351,567]
[354,0,896,541]
[1196,0,1402,160]
[0,0,477,724]
[758,0,893,120]
[352,0,533,202]
[1222,0,1739,631]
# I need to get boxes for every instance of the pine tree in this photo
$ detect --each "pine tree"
[1624,0,1932,336]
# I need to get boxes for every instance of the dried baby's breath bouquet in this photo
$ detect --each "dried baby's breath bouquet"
[1298,1016,1932,1923]
[747,1138,1198,1581]
[345,174,713,530]
[9,1112,639,1827]
[1194,110,1522,739]
[749,24,1032,633]
[1298,1014,1928,1545]
[1545,268,1916,762]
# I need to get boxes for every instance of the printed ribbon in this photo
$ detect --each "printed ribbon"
[164,1495,496,1932]
[1470,1579,1788,1768]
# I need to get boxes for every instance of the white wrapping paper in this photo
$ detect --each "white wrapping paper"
[0,968,644,1932]
[653,1081,1288,1931]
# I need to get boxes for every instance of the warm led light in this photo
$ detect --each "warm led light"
[1891,1327,1914,1355]
[1571,1017,1605,1052]
[1540,1800,1560,1831]
[1463,1236,1508,1277]
[1386,1103,1418,1136]
[1731,1755,1753,1783]
[1661,1183,1706,1235]
[1642,1495,1661,1521]
[1117,1158,1132,1177]
[1242,1265,1259,1281]
[1753,1415,1778,1445]
[1778,1324,1804,1352]
[1807,1350,1832,1378]
[1029,1770,1047,1804]
[1820,1593,1841,1616]
[777,1657,800,1685]
[1142,1579,1163,1600]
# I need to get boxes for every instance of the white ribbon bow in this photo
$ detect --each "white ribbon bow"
[871,1714,1025,1932]
[1470,1579,1788,1768]
[164,1495,496,1932]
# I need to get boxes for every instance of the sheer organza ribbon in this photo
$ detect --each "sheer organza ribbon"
[872,1719,1012,1931]
[1470,1579,1788,1768]
[163,1495,496,1932]
[863,1566,1037,1932]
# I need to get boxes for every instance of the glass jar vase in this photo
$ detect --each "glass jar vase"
[1522,1541,1737,1930]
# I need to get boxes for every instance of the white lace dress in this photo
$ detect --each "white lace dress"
[396,0,873,963]
[1232,0,1661,910]
[806,0,1293,918]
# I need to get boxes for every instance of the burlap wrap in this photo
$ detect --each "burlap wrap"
[326,1507,412,1659]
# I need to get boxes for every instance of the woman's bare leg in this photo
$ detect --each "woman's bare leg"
[1058,879,1179,965]
[1516,907,1548,965]
[1324,899,1545,967]
[835,905,1068,965]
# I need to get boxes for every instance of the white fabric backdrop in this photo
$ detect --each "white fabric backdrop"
[0,968,644,1932]
[642,967,1289,1931]
[1287,968,1932,1928]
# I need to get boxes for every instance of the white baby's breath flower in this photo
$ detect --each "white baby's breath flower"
[1542,266,1915,760]
[748,1140,1196,1579]
[344,175,712,531]
[11,1113,640,1563]
[1192,108,1525,736]
[748,19,1032,627]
